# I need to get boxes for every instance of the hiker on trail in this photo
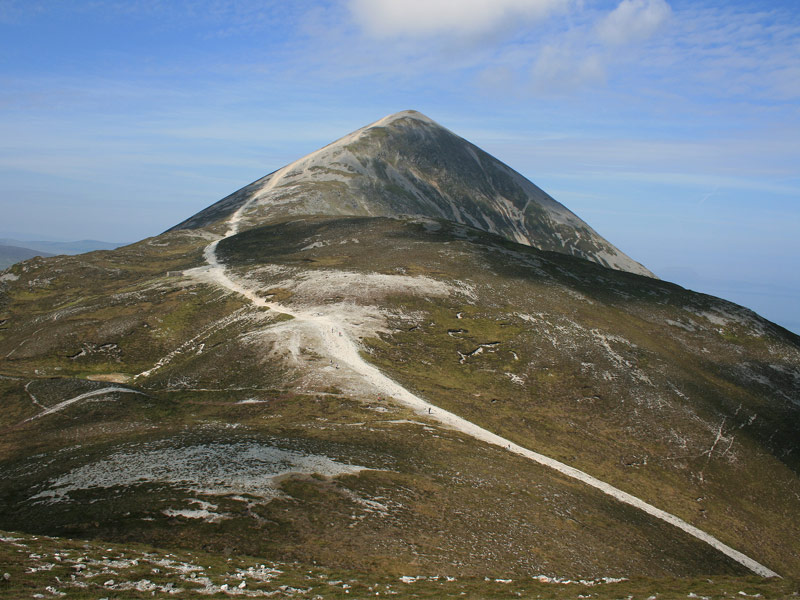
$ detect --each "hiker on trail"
[428,407,432,414]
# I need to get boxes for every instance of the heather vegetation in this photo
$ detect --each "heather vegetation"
[1,112,798,597]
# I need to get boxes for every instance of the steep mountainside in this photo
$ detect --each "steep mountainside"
[1,113,798,597]
[170,111,653,277]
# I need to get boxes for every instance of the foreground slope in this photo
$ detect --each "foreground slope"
[170,110,653,277]
[6,532,798,600]
[1,215,798,579]
[3,529,799,599]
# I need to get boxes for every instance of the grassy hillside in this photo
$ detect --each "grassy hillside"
[1,215,798,584]
[220,216,800,576]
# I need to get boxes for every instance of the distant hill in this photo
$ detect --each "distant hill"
[0,238,125,256]
[0,243,55,270]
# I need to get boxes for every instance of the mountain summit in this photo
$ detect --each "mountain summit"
[171,110,654,277]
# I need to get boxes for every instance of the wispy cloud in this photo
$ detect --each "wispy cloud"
[0,0,43,23]
[340,0,673,96]
[596,0,671,46]
[338,0,799,107]
[348,0,570,38]
[528,45,606,94]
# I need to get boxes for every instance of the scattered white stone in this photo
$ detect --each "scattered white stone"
[162,507,231,523]
[505,372,525,385]
[32,442,370,503]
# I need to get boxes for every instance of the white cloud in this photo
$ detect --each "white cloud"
[596,0,671,46]
[529,45,606,93]
[348,0,570,38]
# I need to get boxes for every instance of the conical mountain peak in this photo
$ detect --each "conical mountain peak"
[370,109,438,126]
[171,112,653,277]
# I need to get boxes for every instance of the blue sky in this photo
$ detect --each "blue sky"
[1,0,798,333]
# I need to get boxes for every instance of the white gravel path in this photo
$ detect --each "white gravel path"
[191,158,779,579]
[25,386,148,421]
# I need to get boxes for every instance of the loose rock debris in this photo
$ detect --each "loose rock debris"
[1,531,796,599]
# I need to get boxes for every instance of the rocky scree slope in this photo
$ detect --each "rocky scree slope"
[169,110,653,277]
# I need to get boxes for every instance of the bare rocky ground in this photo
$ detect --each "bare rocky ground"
[2,530,798,599]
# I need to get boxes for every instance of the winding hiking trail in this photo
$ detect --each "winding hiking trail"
[195,161,779,578]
